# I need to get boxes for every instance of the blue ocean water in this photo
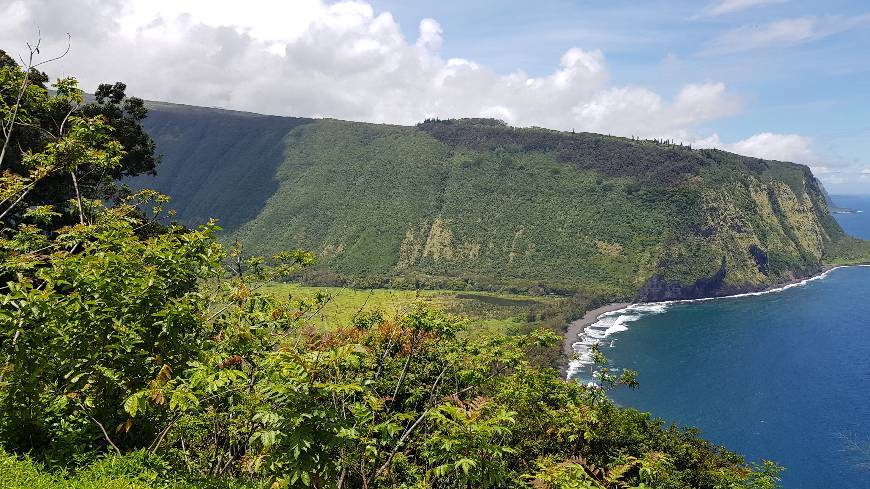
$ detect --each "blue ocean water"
[596,196,870,488]
[832,195,870,240]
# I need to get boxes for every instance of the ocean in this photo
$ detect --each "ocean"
[573,195,870,488]
[832,195,870,239]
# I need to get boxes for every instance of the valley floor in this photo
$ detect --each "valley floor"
[262,283,562,337]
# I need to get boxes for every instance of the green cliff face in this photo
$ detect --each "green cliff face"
[129,102,311,234]
[638,174,840,300]
[135,107,867,300]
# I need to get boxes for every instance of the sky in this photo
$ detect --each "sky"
[1,0,868,194]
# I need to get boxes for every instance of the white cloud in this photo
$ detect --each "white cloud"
[686,132,853,184]
[809,165,836,175]
[416,18,442,51]
[861,169,870,174]
[706,0,787,16]
[702,14,870,55]
[0,0,749,139]
[7,1,851,186]
[569,82,739,136]
[118,0,327,42]
[726,132,815,162]
[688,132,816,163]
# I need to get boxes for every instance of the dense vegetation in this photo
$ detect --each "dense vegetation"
[129,103,311,234]
[134,108,869,302]
[0,50,787,487]
[260,284,561,337]
[0,49,156,229]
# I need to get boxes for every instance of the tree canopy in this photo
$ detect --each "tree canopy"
[0,45,157,228]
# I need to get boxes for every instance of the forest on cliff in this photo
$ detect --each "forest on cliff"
[133,106,870,303]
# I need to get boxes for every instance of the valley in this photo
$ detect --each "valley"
[132,103,870,305]
[2,33,868,485]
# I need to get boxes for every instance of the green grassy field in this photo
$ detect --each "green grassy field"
[262,283,561,336]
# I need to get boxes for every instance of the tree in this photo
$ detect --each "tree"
[0,40,158,228]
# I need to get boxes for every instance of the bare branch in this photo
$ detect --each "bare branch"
[7,119,58,140]
[0,32,71,168]
[70,171,86,225]
[32,33,71,69]
[75,399,122,456]
[373,363,448,479]
[148,412,183,454]
[57,105,77,138]
[390,331,418,403]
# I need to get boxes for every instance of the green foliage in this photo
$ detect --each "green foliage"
[0,186,224,454]
[0,55,786,489]
[260,283,559,336]
[0,449,265,488]
[0,53,158,227]
[0,184,778,488]
[135,106,867,299]
[0,450,158,489]
[826,236,870,265]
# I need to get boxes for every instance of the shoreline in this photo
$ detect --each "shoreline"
[561,263,870,370]
[562,302,631,357]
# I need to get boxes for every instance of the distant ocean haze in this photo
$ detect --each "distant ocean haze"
[831,195,870,240]
[577,195,870,489]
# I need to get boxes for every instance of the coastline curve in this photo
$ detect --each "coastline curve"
[565,264,870,380]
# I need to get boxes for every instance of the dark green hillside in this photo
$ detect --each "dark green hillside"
[139,106,867,300]
[129,102,311,233]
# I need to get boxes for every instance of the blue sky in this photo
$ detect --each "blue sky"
[2,0,868,193]
[373,0,870,193]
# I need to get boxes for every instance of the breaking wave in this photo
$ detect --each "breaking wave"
[566,303,668,379]
[566,265,870,380]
